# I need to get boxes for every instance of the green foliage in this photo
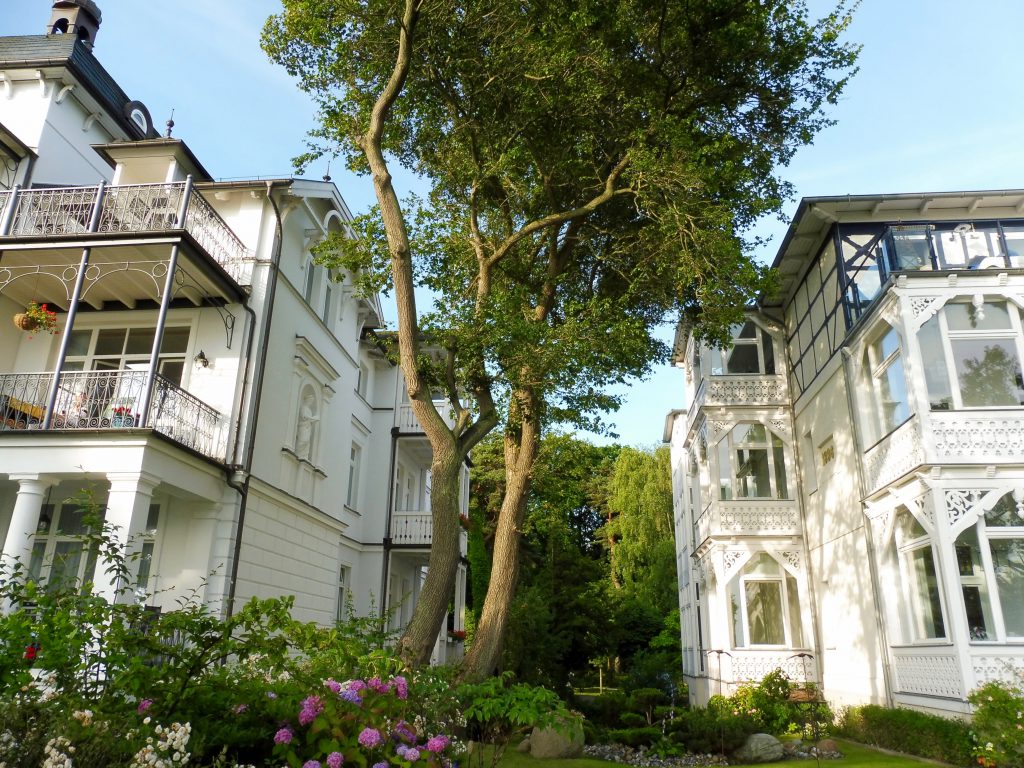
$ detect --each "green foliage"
[968,679,1024,768]
[667,707,757,755]
[605,727,663,748]
[835,703,973,766]
[459,673,569,768]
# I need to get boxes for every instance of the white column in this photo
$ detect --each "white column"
[2,474,56,567]
[96,471,159,602]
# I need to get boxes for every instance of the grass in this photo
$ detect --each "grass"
[491,739,951,768]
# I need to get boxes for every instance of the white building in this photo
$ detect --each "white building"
[667,191,1024,716]
[0,1,467,661]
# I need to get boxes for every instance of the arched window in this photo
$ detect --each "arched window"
[716,423,788,500]
[51,17,69,34]
[954,492,1024,641]
[862,323,909,438]
[883,505,946,642]
[710,320,776,375]
[728,553,804,648]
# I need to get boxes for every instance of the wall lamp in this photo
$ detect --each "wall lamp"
[194,350,210,368]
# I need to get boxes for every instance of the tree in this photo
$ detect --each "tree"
[603,446,677,616]
[468,432,618,687]
[263,0,858,673]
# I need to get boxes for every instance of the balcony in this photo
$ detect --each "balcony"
[390,510,468,555]
[708,649,818,688]
[0,369,227,461]
[686,374,789,436]
[395,402,458,433]
[694,499,801,549]
[0,182,254,293]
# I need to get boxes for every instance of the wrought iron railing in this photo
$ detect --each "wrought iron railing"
[0,370,226,461]
[0,182,253,285]
[389,510,468,554]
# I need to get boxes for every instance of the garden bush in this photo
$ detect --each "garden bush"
[0,494,572,767]
[667,706,757,755]
[969,678,1024,768]
[835,703,973,766]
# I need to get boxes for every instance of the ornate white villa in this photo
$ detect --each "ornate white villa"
[0,1,467,660]
[666,190,1024,715]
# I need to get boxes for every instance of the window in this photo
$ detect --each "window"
[304,263,317,305]
[322,284,333,325]
[135,504,160,594]
[710,321,776,375]
[885,506,946,643]
[346,442,362,509]
[337,564,351,623]
[954,492,1024,641]
[717,423,789,500]
[918,299,1024,409]
[863,325,910,437]
[729,553,804,648]
[29,499,99,591]
[64,326,190,385]
[357,362,369,398]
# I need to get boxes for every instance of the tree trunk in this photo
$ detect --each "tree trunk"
[459,396,540,681]
[397,443,464,665]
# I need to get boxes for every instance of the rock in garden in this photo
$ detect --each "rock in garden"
[530,715,584,759]
[815,738,838,753]
[517,737,532,753]
[731,733,784,764]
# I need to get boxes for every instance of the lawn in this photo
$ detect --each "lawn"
[495,739,950,768]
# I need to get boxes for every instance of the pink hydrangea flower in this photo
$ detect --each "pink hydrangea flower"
[406,747,421,762]
[299,695,325,726]
[368,676,390,694]
[303,761,322,768]
[348,679,367,692]
[137,699,153,714]
[358,727,383,748]
[426,736,450,753]
[326,752,344,768]
[274,727,294,745]
[233,703,248,714]
[392,676,409,700]
[324,678,342,694]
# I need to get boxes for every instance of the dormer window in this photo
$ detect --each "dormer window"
[710,321,775,375]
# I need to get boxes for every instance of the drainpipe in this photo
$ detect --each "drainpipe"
[380,425,399,618]
[225,181,283,618]
[840,346,895,707]
[42,180,105,428]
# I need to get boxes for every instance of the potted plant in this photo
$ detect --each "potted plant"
[111,405,136,427]
[13,301,59,334]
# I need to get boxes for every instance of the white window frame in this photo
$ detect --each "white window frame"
[710,321,776,376]
[922,298,1024,410]
[346,440,363,510]
[729,553,804,649]
[864,324,910,438]
[337,563,351,623]
[886,505,948,644]
[716,422,789,500]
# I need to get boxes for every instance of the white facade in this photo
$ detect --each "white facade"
[0,3,467,662]
[667,191,1024,716]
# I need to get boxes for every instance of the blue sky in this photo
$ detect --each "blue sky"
[8,0,1024,447]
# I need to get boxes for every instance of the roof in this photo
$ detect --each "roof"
[0,34,155,140]
[764,189,1024,308]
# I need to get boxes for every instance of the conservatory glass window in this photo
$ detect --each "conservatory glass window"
[918,299,1024,409]
[729,553,804,648]
[710,321,776,375]
[864,325,909,437]
[717,423,789,500]
[888,506,946,642]
[954,492,1024,640]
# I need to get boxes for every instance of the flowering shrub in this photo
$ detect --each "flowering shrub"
[20,300,59,334]
[270,675,463,768]
[969,679,1024,768]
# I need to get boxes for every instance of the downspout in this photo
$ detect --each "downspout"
[225,181,283,617]
[840,345,895,707]
[380,427,398,619]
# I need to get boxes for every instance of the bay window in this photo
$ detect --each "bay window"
[710,321,776,375]
[717,423,789,500]
[729,553,805,648]
[863,325,909,437]
[917,299,1024,409]
[885,506,946,643]
[955,492,1024,641]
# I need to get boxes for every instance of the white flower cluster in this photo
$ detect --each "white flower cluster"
[41,736,75,768]
[71,710,94,727]
[129,721,192,768]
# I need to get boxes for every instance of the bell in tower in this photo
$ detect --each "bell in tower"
[47,1,102,49]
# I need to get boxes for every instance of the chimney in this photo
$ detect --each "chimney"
[47,1,102,50]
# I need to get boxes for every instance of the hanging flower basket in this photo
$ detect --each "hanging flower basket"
[13,302,58,334]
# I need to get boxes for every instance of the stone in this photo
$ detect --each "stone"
[815,738,839,754]
[731,733,784,764]
[517,737,532,753]
[530,715,585,759]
